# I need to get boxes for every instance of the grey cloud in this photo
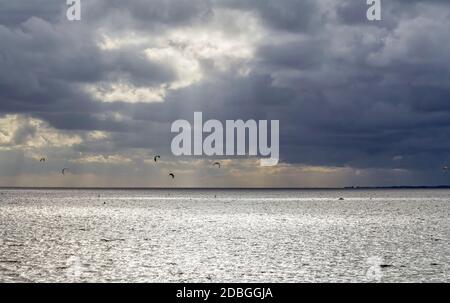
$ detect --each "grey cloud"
[215,0,321,32]
[1,0,450,186]
[0,0,65,27]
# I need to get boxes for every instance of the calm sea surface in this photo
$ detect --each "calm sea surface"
[0,189,448,282]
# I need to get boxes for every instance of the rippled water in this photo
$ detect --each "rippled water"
[0,189,449,282]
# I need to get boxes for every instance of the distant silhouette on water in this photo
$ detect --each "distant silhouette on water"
[39,158,46,162]
[154,155,160,162]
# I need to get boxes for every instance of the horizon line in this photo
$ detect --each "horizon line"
[1,185,450,190]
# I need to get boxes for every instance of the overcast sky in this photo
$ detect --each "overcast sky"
[1,0,450,187]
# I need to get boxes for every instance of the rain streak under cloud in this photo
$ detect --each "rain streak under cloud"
[1,0,450,187]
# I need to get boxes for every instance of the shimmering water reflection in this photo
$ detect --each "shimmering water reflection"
[0,189,448,282]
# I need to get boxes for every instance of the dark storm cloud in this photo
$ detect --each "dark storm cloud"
[0,10,177,132]
[0,0,65,27]
[1,0,450,185]
[214,0,321,32]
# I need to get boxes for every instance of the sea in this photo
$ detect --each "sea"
[0,188,448,282]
